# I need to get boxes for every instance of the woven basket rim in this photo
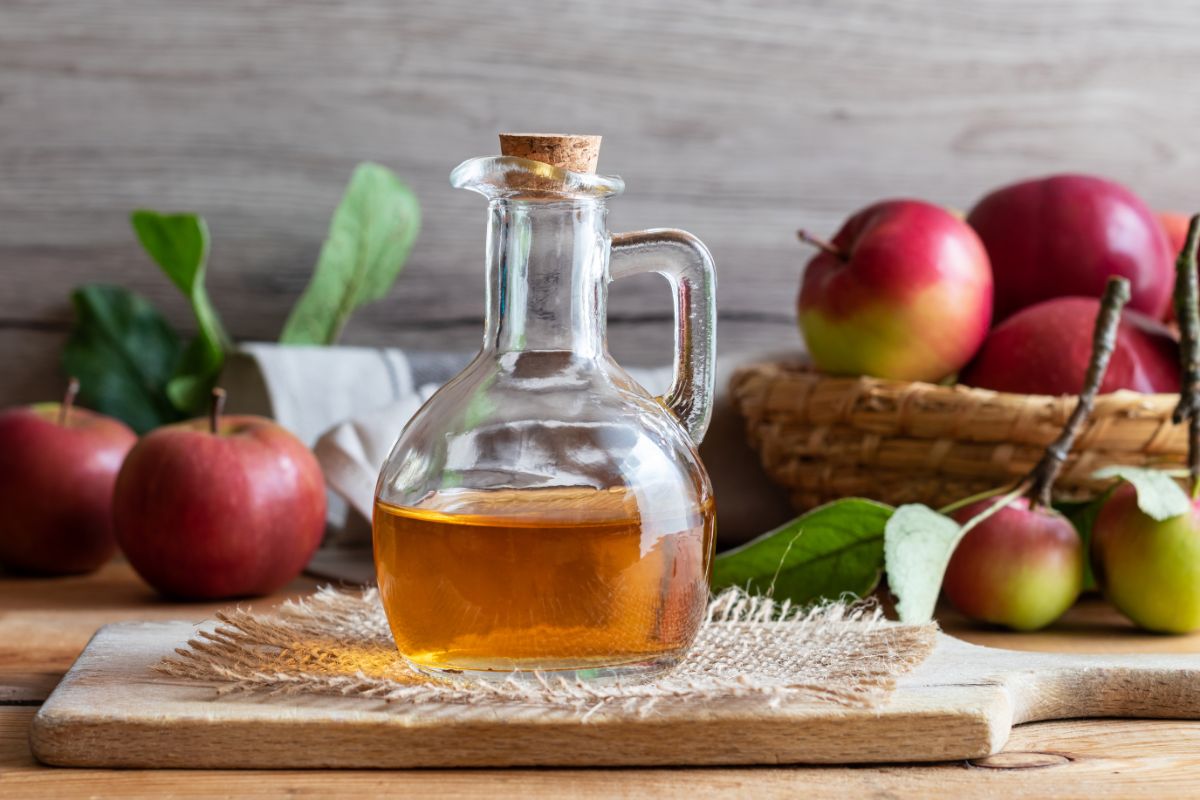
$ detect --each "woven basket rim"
[730,359,1180,403]
[729,357,1186,511]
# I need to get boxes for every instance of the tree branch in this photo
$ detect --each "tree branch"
[1027,276,1130,508]
[1171,214,1200,493]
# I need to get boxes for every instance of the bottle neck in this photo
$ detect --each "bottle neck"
[483,199,608,359]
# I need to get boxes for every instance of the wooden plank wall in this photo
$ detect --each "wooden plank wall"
[3,0,1200,405]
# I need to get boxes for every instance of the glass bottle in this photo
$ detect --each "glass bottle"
[374,134,717,681]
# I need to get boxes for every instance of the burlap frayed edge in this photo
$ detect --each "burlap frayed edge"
[156,586,938,720]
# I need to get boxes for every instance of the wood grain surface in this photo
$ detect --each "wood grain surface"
[6,565,1200,795]
[4,1,1200,404]
[26,619,1200,769]
[0,561,319,705]
[10,713,1200,797]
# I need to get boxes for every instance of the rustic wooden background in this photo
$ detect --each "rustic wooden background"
[3,0,1200,406]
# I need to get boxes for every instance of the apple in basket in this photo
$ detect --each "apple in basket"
[113,389,326,600]
[1159,211,1192,323]
[1160,212,1191,263]
[0,379,137,575]
[797,199,993,383]
[967,174,1174,321]
[959,296,1180,396]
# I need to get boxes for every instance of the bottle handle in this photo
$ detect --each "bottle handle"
[609,229,717,444]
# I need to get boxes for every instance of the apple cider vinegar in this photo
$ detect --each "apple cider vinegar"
[372,134,719,680]
[373,487,715,676]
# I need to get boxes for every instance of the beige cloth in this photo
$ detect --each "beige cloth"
[220,343,798,546]
[157,587,937,717]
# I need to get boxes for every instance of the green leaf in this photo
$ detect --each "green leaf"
[130,210,231,415]
[884,504,964,623]
[711,498,894,605]
[61,284,185,434]
[1092,465,1191,521]
[1057,493,1109,592]
[280,163,420,345]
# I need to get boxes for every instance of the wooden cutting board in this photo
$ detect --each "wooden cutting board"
[30,620,1200,769]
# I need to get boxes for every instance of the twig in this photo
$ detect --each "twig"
[796,230,846,261]
[210,387,227,435]
[58,377,80,427]
[1027,276,1131,508]
[1171,214,1200,493]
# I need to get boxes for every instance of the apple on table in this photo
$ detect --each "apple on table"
[113,389,327,600]
[945,497,1083,631]
[0,379,136,576]
[1092,483,1200,634]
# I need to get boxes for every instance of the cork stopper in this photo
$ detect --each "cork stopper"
[499,133,601,174]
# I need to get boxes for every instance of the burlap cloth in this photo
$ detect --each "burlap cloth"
[158,587,937,718]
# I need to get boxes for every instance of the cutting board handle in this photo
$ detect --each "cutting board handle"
[994,649,1200,724]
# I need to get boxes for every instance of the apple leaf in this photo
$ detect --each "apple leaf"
[883,504,964,623]
[711,498,894,605]
[280,163,420,345]
[130,210,232,416]
[61,284,185,433]
[1055,494,1111,591]
[1092,465,1191,521]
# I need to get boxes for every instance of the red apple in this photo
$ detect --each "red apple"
[0,383,136,575]
[1092,483,1200,634]
[959,296,1179,396]
[798,199,993,382]
[945,498,1083,631]
[113,393,326,599]
[1160,212,1190,258]
[968,174,1173,321]
[1159,212,1191,323]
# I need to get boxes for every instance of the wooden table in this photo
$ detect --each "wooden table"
[3,563,1200,798]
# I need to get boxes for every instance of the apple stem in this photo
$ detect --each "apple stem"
[1027,276,1131,509]
[796,229,846,261]
[1171,214,1200,495]
[210,387,227,435]
[58,377,80,427]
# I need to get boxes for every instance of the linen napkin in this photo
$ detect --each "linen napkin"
[220,343,795,549]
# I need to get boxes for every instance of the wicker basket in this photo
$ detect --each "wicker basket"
[730,360,1188,511]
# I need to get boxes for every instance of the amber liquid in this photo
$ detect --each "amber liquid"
[373,487,715,675]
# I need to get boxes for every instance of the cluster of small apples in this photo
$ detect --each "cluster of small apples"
[798,174,1180,394]
[947,448,1200,634]
[798,174,1198,633]
[0,384,326,600]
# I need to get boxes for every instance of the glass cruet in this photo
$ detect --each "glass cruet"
[373,133,718,681]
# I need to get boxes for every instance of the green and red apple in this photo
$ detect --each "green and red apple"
[944,498,1083,631]
[798,199,993,383]
[113,396,326,600]
[0,384,137,575]
[1092,484,1200,634]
